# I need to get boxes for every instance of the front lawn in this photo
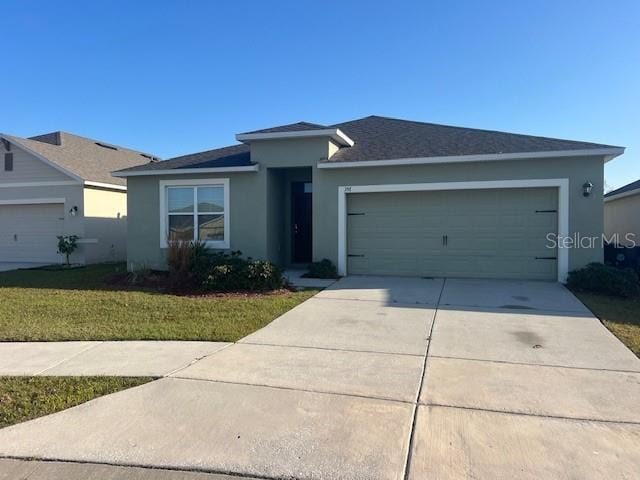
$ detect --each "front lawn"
[0,264,318,341]
[573,291,640,357]
[0,376,151,428]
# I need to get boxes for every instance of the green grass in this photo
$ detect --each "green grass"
[0,264,318,341]
[573,291,640,357]
[0,376,151,428]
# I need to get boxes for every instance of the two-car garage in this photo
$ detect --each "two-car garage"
[345,185,561,281]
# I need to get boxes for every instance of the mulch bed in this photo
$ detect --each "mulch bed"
[102,271,296,298]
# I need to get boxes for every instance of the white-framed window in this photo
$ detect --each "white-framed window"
[159,178,230,249]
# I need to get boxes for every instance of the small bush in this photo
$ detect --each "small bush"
[567,263,640,298]
[167,240,208,290]
[202,251,285,292]
[304,259,339,279]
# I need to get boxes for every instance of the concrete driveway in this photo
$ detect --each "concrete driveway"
[0,277,639,479]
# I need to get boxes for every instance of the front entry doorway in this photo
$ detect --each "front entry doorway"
[291,181,312,263]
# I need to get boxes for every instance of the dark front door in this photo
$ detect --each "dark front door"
[292,182,312,263]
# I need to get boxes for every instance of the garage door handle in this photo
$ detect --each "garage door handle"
[442,234,448,246]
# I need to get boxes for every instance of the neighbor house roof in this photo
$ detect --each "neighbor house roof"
[113,115,624,176]
[604,179,640,202]
[1,131,158,186]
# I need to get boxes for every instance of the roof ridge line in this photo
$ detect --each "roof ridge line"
[332,115,620,148]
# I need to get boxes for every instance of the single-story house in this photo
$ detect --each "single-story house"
[604,179,640,247]
[0,131,158,265]
[114,116,624,282]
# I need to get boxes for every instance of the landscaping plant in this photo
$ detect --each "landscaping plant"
[56,235,79,267]
[567,262,640,298]
[166,240,209,290]
[201,251,285,292]
[304,258,339,279]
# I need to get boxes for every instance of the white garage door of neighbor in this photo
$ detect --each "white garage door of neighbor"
[0,203,64,263]
[347,188,558,280]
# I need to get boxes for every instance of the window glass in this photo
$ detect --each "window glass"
[168,188,194,213]
[197,187,224,212]
[198,214,225,241]
[168,215,194,242]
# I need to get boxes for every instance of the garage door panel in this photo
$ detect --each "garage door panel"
[0,204,64,263]
[347,188,558,280]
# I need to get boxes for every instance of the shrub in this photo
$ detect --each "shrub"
[201,251,285,292]
[567,262,640,298]
[304,259,339,279]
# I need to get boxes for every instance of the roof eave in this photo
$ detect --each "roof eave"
[318,147,626,169]
[235,128,354,147]
[604,188,640,203]
[84,181,127,191]
[112,164,260,178]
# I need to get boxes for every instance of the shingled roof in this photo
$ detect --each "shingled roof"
[241,121,326,134]
[114,115,622,175]
[605,179,640,199]
[325,116,619,163]
[1,131,158,186]
[116,144,252,174]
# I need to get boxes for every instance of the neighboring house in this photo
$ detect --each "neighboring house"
[114,116,624,282]
[604,179,640,247]
[0,132,158,265]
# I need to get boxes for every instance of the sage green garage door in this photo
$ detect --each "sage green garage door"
[347,188,558,280]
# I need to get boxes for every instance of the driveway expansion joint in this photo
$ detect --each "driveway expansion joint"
[402,278,446,480]
[424,403,640,426]
[438,303,593,315]
[0,456,280,480]
[238,340,425,357]
[170,376,415,405]
[428,354,640,373]
[163,342,235,377]
[312,295,437,308]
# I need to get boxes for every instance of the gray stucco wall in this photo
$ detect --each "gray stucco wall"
[126,142,605,276]
[127,171,267,270]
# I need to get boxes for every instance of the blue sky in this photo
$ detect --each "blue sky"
[1,1,638,190]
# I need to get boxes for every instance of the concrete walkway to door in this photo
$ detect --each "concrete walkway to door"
[0,276,639,479]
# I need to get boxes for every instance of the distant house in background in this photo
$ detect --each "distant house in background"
[605,179,640,247]
[0,132,158,266]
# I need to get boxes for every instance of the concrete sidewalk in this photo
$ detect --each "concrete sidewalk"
[0,277,639,479]
[0,341,230,376]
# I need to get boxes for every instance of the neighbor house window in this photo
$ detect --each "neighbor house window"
[4,153,13,171]
[160,179,229,248]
